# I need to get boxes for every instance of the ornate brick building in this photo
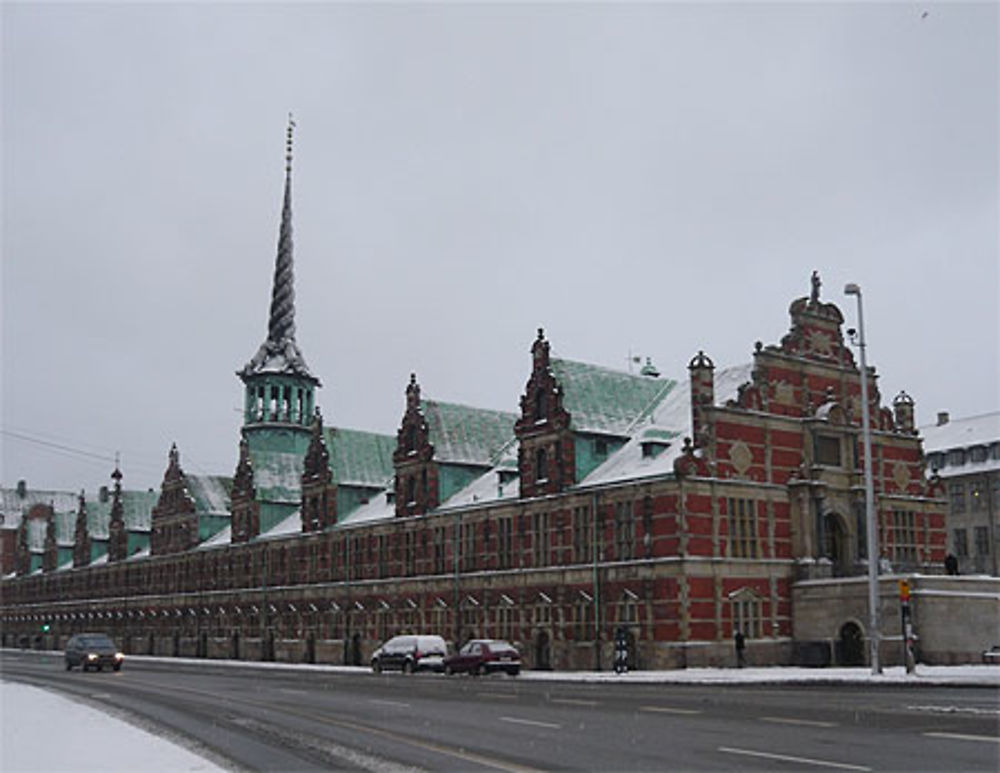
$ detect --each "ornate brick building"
[5,124,980,668]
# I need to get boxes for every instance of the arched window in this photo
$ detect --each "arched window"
[406,476,416,504]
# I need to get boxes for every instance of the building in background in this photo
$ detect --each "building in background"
[922,411,1000,576]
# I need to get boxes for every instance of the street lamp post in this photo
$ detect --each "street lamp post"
[844,282,882,675]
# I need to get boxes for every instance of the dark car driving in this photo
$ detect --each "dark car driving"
[443,639,520,676]
[371,634,448,673]
[65,633,124,672]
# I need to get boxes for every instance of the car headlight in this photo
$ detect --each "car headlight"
[115,653,124,661]
[87,653,98,660]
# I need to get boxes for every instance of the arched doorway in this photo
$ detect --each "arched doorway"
[534,630,551,670]
[836,622,865,666]
[824,513,850,575]
[230,631,241,659]
[305,632,316,664]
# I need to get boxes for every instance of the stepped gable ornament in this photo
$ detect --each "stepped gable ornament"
[778,271,855,367]
[239,115,318,384]
[517,328,568,430]
[232,434,257,499]
[303,408,332,482]
[394,373,434,463]
[74,490,92,568]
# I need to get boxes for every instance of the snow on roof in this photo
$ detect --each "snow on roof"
[552,359,677,436]
[920,412,999,453]
[249,447,304,504]
[198,524,232,548]
[422,400,517,466]
[440,468,520,509]
[260,509,303,538]
[581,363,752,487]
[338,494,394,526]
[185,474,233,515]
[0,488,78,530]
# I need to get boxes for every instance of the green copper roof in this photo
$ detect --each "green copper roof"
[184,474,233,516]
[422,400,517,466]
[551,359,677,436]
[324,427,395,487]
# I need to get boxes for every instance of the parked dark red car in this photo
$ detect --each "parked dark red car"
[444,639,520,676]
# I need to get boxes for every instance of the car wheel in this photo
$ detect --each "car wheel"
[372,660,381,674]
[113,664,122,672]
[81,663,89,672]
[444,664,453,676]
[65,661,72,671]
[96,664,103,672]
[403,660,414,674]
[474,664,485,677]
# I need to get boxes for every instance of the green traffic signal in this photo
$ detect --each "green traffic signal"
[41,623,50,633]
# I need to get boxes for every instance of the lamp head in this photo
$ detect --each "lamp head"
[844,282,861,296]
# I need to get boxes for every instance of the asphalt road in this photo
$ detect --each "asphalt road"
[2,651,997,772]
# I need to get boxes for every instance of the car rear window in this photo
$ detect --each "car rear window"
[417,636,446,655]
[79,635,114,647]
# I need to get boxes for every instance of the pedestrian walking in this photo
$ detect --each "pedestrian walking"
[734,630,746,668]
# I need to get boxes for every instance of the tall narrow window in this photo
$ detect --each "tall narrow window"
[536,448,548,482]
[891,510,917,564]
[535,389,547,420]
[728,498,759,558]
[533,512,550,566]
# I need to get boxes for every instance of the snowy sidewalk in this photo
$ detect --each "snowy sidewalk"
[0,681,225,772]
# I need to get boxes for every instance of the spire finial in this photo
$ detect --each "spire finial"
[286,112,295,174]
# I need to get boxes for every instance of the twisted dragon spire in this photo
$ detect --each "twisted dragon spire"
[239,115,317,383]
[268,116,296,345]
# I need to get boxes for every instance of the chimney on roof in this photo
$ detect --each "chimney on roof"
[16,480,26,498]
[936,411,950,426]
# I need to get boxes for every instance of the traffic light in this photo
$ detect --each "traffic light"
[41,623,50,633]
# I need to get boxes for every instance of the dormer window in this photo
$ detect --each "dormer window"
[970,446,987,463]
[948,449,966,466]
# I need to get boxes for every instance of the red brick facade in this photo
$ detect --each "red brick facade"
[0,281,947,670]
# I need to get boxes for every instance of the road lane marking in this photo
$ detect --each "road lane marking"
[923,732,1000,744]
[279,688,306,695]
[718,747,871,771]
[908,704,1000,716]
[162,681,544,772]
[760,716,836,728]
[551,698,598,707]
[639,705,702,715]
[369,699,411,708]
[500,716,561,730]
[477,692,518,700]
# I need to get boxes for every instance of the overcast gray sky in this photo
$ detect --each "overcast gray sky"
[2,2,997,493]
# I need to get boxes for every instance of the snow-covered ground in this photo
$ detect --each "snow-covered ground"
[0,681,225,772]
[2,657,996,772]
